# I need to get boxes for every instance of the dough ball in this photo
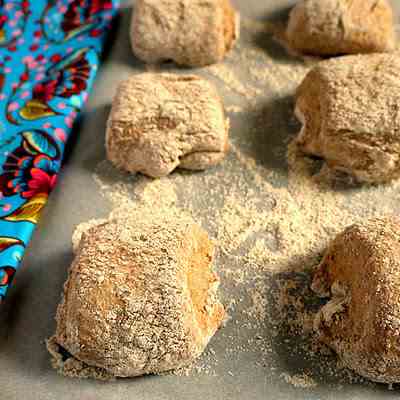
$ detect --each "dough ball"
[295,53,400,183]
[106,73,229,178]
[286,0,395,56]
[130,0,239,67]
[312,217,400,383]
[48,212,225,378]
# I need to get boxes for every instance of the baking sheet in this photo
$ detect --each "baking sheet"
[1,1,400,399]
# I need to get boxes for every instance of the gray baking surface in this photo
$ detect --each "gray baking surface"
[1,1,400,399]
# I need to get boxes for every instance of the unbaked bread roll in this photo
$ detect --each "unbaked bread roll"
[48,211,225,379]
[295,53,400,183]
[131,0,240,67]
[106,73,229,178]
[286,0,395,56]
[312,217,400,383]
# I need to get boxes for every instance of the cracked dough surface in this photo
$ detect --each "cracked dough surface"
[106,73,229,178]
[295,53,400,183]
[48,210,225,379]
[312,217,400,383]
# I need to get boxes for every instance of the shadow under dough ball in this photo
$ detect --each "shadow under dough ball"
[47,211,225,379]
[286,0,395,56]
[312,217,400,383]
[130,0,240,67]
[106,73,229,178]
[295,53,400,184]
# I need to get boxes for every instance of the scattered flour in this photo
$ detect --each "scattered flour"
[87,15,400,389]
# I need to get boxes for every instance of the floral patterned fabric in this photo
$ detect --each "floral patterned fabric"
[0,0,119,300]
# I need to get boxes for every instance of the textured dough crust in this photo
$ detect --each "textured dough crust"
[106,73,229,178]
[295,53,400,183]
[286,0,395,56]
[131,0,240,67]
[48,211,225,378]
[312,217,400,383]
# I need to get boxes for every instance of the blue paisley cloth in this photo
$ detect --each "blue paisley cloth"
[0,0,119,301]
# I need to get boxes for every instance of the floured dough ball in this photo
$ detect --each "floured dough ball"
[312,217,400,383]
[286,0,395,56]
[295,53,400,183]
[47,211,225,379]
[106,73,229,178]
[131,0,239,67]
